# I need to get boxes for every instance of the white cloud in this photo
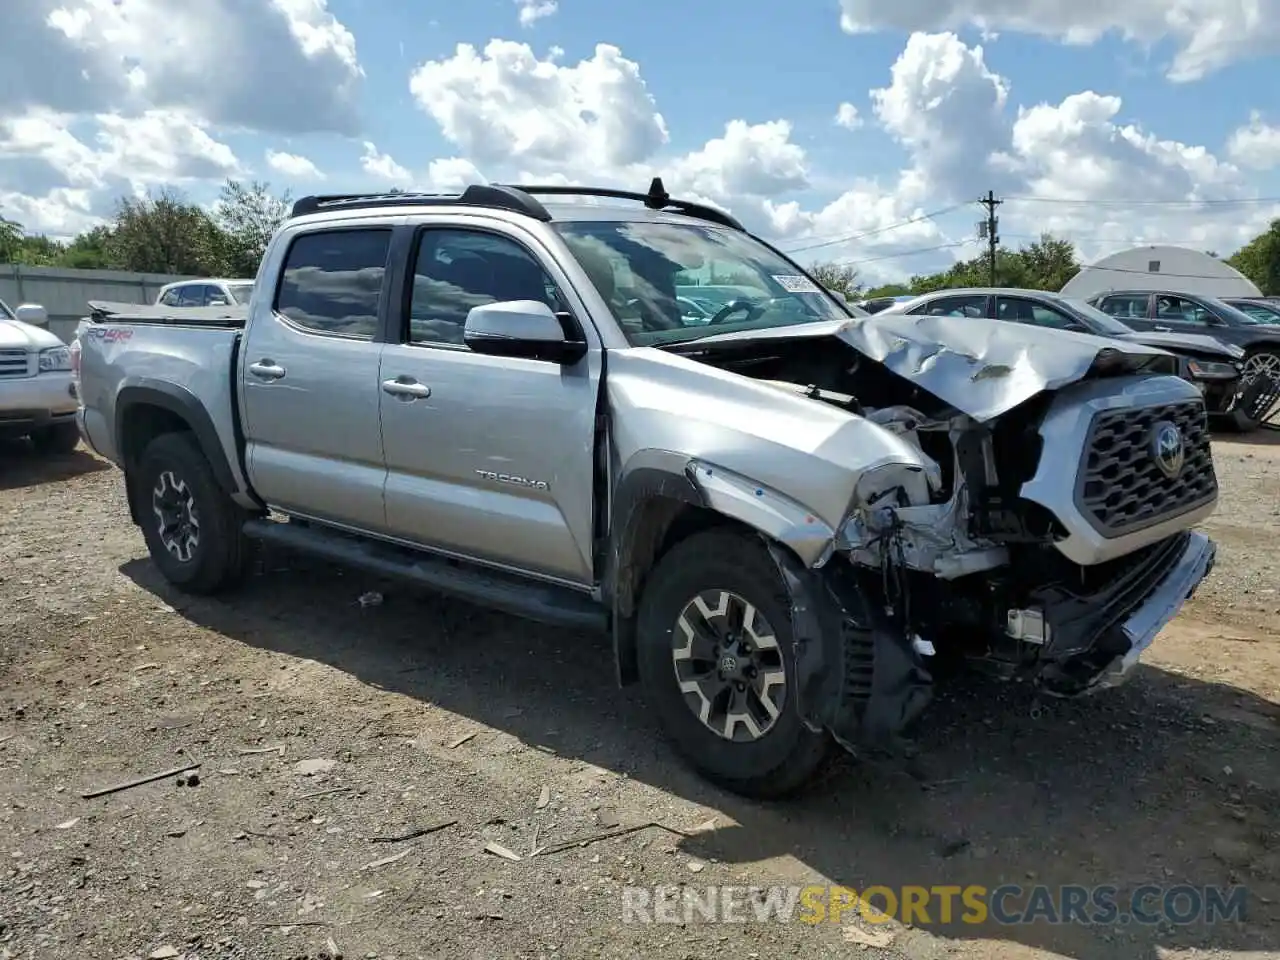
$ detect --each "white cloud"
[409,41,669,173]
[516,0,558,27]
[0,0,363,134]
[871,32,1009,200]
[0,107,241,233]
[834,103,863,130]
[1227,112,1280,170]
[0,108,240,192]
[669,120,808,199]
[836,0,1280,81]
[360,142,411,184]
[0,187,101,239]
[266,149,325,179]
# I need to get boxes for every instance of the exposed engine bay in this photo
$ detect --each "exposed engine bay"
[668,328,1212,742]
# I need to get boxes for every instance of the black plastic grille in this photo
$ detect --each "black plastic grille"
[1077,401,1216,537]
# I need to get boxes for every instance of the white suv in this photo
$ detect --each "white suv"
[0,298,78,454]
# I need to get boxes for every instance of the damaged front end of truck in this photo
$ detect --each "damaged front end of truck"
[609,313,1218,757]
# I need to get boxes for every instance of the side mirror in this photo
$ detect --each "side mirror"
[15,303,48,327]
[463,300,586,363]
[208,296,230,307]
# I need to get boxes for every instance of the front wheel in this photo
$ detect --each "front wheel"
[135,432,247,594]
[636,528,834,799]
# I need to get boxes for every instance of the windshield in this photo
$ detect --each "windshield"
[225,282,255,304]
[553,220,850,345]
[1058,297,1137,336]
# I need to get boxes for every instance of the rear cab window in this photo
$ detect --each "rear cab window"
[273,228,392,339]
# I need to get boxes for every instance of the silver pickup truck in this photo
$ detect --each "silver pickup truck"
[74,180,1218,797]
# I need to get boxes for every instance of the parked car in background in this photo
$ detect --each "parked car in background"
[156,278,256,308]
[1089,290,1280,389]
[0,297,78,453]
[856,294,916,314]
[883,288,1252,426]
[76,179,1217,798]
[1222,297,1280,325]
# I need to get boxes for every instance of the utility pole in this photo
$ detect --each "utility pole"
[978,190,1002,287]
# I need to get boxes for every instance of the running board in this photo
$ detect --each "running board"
[242,518,607,632]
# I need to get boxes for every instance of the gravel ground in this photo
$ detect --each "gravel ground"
[1,435,1279,960]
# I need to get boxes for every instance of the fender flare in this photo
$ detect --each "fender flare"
[607,453,704,686]
[115,379,238,496]
[607,450,838,686]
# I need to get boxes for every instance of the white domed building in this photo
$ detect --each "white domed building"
[1060,245,1262,299]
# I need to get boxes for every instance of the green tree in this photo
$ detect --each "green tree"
[213,179,292,277]
[61,226,115,269]
[107,187,227,275]
[808,261,862,299]
[1017,234,1080,290]
[0,216,26,262]
[1228,219,1280,295]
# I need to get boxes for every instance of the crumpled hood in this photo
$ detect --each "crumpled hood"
[686,314,1176,423]
[1114,329,1243,360]
[0,318,61,350]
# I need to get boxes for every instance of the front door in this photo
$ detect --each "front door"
[378,223,602,585]
[240,225,392,532]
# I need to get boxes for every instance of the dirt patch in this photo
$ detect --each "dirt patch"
[2,438,1279,960]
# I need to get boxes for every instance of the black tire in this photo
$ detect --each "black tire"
[636,528,834,799]
[31,421,79,454]
[135,432,247,595]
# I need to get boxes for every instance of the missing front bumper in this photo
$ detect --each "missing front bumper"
[1087,530,1215,691]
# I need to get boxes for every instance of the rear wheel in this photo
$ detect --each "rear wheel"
[135,432,248,594]
[31,421,79,454]
[636,529,834,799]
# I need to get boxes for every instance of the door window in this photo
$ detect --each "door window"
[175,285,204,307]
[995,297,1084,331]
[909,294,988,317]
[1097,295,1148,319]
[274,229,391,339]
[1154,295,1213,326]
[159,289,181,306]
[407,229,566,348]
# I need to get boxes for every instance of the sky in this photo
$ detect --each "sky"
[1,0,1280,285]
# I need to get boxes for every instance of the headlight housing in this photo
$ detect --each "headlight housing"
[39,346,72,372]
[1186,359,1239,380]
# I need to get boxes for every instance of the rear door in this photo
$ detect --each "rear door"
[377,221,602,585]
[1097,293,1157,329]
[906,294,991,317]
[239,224,393,533]
[994,296,1090,332]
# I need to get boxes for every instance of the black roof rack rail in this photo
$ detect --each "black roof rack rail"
[501,178,745,231]
[289,177,744,231]
[289,184,552,221]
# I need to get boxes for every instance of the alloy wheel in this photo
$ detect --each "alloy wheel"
[151,470,201,562]
[671,589,787,742]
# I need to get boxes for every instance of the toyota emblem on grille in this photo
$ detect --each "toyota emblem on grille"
[1150,420,1185,479]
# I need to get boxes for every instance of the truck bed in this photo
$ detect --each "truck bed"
[85,300,248,327]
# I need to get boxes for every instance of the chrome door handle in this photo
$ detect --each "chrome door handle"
[248,360,286,380]
[382,377,431,400]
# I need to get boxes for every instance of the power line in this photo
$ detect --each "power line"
[780,203,971,255]
[837,240,972,266]
[1003,195,1280,207]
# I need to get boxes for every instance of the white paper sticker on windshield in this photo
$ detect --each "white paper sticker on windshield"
[773,274,821,294]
